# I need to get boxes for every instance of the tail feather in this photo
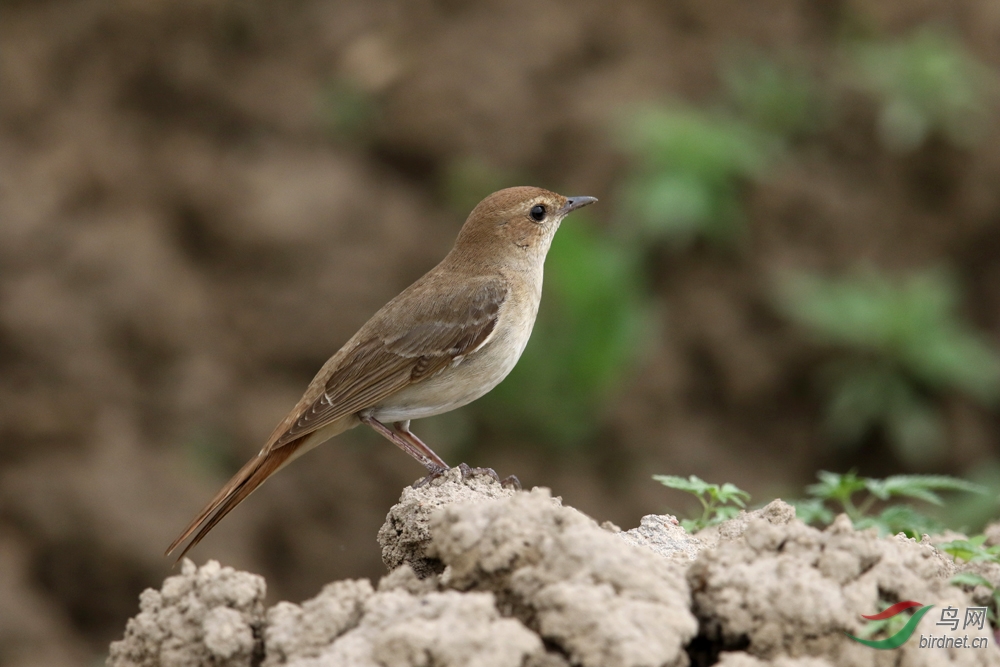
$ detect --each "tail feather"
[165,439,302,562]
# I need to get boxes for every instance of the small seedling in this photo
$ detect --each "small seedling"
[776,269,1000,464]
[653,474,751,532]
[792,470,985,537]
[938,535,1000,564]
[950,572,1000,626]
[943,541,1000,626]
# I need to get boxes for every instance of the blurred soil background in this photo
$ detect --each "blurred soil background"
[4,0,1000,665]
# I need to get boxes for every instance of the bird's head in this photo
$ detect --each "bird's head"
[451,186,597,268]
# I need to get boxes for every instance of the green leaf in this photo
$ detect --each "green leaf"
[654,474,715,497]
[716,482,751,507]
[776,269,1000,456]
[788,498,835,526]
[951,572,995,589]
[871,475,987,505]
[938,535,1000,564]
[857,504,941,538]
[654,474,751,532]
[807,470,866,503]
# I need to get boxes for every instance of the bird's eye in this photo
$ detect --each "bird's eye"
[529,204,546,222]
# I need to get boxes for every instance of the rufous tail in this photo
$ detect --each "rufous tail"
[165,438,302,563]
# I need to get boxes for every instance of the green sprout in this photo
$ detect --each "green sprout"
[939,535,1000,564]
[653,474,751,532]
[848,28,997,151]
[621,107,776,247]
[776,269,1000,464]
[949,571,1000,626]
[943,539,1000,626]
[791,470,985,537]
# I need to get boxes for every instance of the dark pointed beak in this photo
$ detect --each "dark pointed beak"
[559,196,598,215]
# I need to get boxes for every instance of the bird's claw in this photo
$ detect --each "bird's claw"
[459,463,521,489]
[458,462,501,484]
[412,464,450,488]
[500,475,521,490]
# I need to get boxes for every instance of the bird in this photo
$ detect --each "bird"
[166,186,597,561]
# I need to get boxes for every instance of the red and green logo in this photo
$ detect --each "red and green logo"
[846,601,934,649]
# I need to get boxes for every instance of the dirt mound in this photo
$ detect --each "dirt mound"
[109,471,997,667]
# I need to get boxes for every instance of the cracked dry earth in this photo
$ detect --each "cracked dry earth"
[109,470,1000,667]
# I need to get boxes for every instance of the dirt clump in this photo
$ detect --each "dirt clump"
[110,472,999,667]
[689,508,993,666]
[108,560,266,667]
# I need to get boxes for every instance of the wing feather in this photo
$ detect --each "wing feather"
[273,276,506,448]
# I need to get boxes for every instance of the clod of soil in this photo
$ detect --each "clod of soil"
[110,470,999,667]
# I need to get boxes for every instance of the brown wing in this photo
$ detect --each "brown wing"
[166,276,507,561]
[273,276,507,447]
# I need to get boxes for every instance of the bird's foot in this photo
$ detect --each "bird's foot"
[412,464,450,489]
[457,464,521,489]
[500,475,521,490]
[458,462,500,483]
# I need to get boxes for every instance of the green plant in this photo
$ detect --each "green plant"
[653,474,751,532]
[949,571,1000,626]
[722,54,824,139]
[621,107,776,247]
[848,28,997,151]
[792,470,985,537]
[939,535,1000,564]
[776,269,1000,463]
[942,538,1000,625]
[479,217,650,446]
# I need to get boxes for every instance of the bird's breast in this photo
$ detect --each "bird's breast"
[370,281,541,423]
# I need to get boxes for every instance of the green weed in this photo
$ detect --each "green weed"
[776,269,1000,464]
[791,470,985,537]
[942,539,1000,625]
[653,474,751,532]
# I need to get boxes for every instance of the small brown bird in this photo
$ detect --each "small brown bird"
[166,186,597,560]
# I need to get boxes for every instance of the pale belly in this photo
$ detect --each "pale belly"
[369,310,535,423]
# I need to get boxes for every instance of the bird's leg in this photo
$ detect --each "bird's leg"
[391,421,453,488]
[360,415,445,475]
[392,421,449,470]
